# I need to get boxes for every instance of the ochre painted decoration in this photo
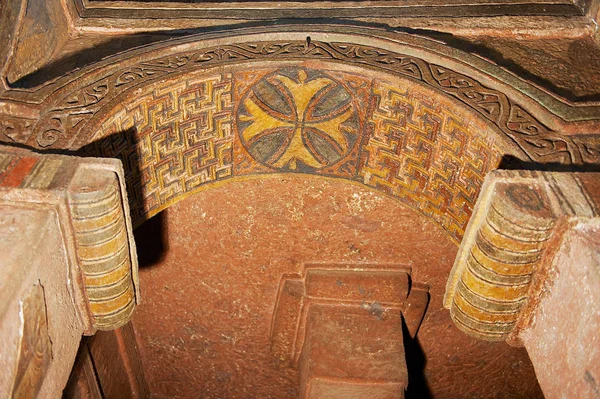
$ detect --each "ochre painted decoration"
[444,170,600,342]
[237,67,360,171]
[91,72,233,223]
[0,32,597,242]
[1,35,596,167]
[361,81,501,240]
[68,167,137,331]
[85,65,502,241]
[0,145,140,333]
[0,151,66,189]
[446,180,555,340]
[233,67,372,179]
[10,283,52,399]
[2,33,598,243]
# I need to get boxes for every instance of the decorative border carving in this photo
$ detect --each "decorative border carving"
[88,72,234,223]
[361,81,502,241]
[0,38,593,165]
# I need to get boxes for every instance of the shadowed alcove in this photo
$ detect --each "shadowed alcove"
[130,175,542,398]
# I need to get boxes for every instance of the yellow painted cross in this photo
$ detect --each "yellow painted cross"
[239,69,355,170]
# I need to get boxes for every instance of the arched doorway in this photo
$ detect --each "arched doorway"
[64,31,556,396]
[3,25,599,398]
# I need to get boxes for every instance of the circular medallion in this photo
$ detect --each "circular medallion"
[237,68,360,171]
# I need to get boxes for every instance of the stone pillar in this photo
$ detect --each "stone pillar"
[520,220,600,398]
[0,145,140,397]
[270,263,429,397]
[444,170,600,398]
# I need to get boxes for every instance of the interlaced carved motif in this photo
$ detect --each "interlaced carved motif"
[0,39,590,164]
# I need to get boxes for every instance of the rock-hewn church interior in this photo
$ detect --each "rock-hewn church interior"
[0,1,599,398]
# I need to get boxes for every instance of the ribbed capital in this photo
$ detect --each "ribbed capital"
[444,170,598,342]
[69,165,138,331]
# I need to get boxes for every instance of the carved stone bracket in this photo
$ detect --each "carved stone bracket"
[0,145,140,334]
[270,263,429,397]
[68,165,138,331]
[444,169,599,343]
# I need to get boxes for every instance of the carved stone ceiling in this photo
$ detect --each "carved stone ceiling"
[80,0,585,17]
[1,0,600,397]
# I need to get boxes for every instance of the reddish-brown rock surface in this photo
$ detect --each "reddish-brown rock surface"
[521,221,600,399]
[131,175,542,398]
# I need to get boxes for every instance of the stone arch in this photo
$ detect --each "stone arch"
[3,26,599,241]
[78,61,511,242]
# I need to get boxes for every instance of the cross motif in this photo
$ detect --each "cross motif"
[238,68,358,170]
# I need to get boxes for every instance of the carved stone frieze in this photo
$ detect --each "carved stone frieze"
[87,71,234,224]
[1,30,599,244]
[0,34,596,166]
[69,40,555,158]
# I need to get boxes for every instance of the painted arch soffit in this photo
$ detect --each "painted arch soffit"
[0,27,598,244]
[59,60,530,246]
[0,29,599,164]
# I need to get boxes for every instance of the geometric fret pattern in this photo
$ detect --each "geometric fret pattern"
[91,72,234,223]
[360,82,502,242]
[85,66,503,240]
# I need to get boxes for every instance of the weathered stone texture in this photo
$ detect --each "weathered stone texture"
[130,175,542,398]
[520,221,600,399]
[0,145,140,397]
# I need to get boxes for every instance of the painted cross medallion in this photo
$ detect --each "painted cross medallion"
[237,68,360,171]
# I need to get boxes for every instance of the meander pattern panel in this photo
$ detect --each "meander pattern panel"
[88,65,502,241]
